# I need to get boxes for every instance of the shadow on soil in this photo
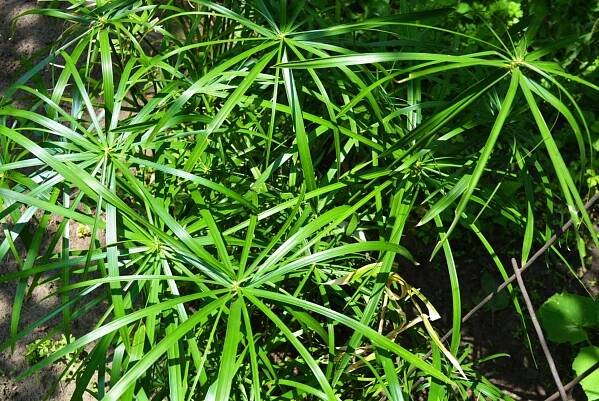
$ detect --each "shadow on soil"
[0,0,64,95]
[0,211,105,401]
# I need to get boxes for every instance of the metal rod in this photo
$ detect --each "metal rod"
[438,192,599,344]
[413,193,599,391]
[511,258,568,401]
[544,361,599,401]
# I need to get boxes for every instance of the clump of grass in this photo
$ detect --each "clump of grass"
[0,1,596,400]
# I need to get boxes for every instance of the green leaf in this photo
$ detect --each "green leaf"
[0,188,96,226]
[433,69,520,256]
[281,50,317,193]
[519,73,599,254]
[277,52,504,69]
[99,29,115,116]
[418,174,470,226]
[103,297,228,401]
[538,293,599,344]
[214,297,243,401]
[247,288,453,385]
[573,346,599,401]
[185,49,277,171]
[333,185,415,384]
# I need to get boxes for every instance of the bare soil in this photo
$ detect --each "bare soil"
[0,209,103,401]
[0,3,94,399]
[0,0,63,95]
